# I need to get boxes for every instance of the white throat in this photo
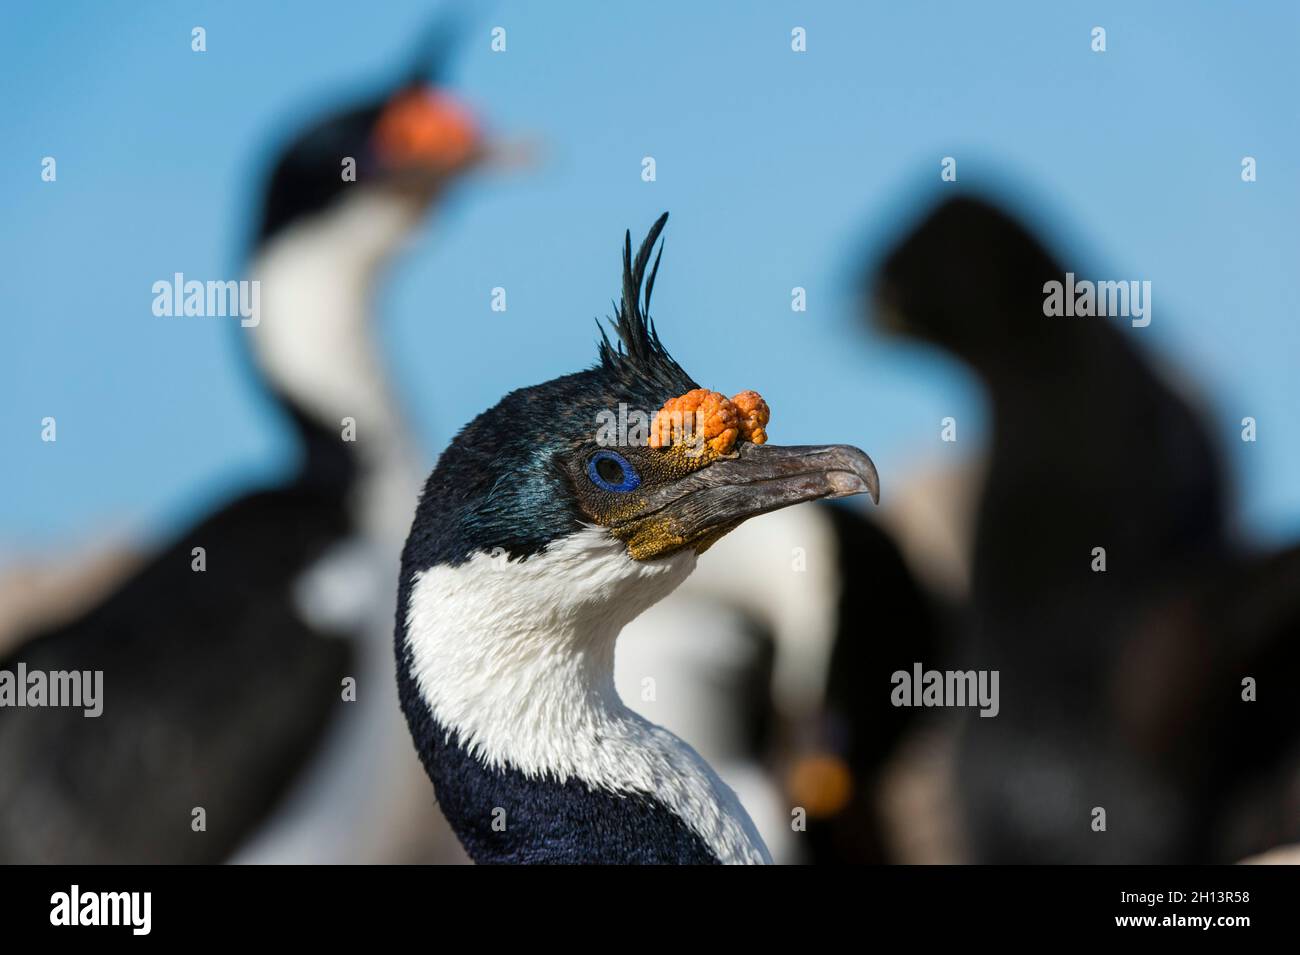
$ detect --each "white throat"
[247,189,420,456]
[246,187,424,539]
[402,527,772,864]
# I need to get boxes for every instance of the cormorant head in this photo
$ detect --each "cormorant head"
[403,213,880,583]
[396,215,878,860]
[255,19,486,250]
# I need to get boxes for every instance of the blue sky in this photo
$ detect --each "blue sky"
[3,1,1298,550]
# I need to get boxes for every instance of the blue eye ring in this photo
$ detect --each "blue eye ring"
[587,450,641,493]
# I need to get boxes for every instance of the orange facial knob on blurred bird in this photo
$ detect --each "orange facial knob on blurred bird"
[372,88,480,172]
[648,388,770,455]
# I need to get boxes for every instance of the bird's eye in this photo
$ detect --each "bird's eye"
[587,450,641,493]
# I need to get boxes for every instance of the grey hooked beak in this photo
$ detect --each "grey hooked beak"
[613,443,879,560]
[691,442,879,510]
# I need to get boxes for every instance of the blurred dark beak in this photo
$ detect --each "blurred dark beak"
[616,443,879,559]
[386,138,537,204]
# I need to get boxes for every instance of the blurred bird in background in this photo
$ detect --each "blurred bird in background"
[0,18,499,863]
[869,195,1300,863]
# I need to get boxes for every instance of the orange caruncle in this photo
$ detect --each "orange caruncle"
[730,390,770,446]
[648,388,770,455]
[372,89,479,171]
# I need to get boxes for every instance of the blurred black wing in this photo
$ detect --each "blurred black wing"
[0,486,354,863]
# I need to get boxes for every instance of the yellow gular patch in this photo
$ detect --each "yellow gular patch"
[604,443,746,560]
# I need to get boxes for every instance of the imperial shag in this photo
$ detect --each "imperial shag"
[0,32,487,863]
[395,213,880,864]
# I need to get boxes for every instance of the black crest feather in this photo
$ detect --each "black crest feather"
[404,3,473,88]
[596,212,696,396]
